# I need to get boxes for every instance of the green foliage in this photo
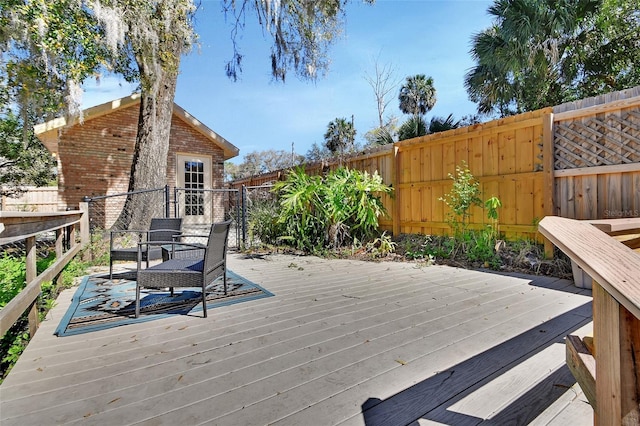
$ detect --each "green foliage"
[460,228,501,268]
[274,167,393,252]
[248,199,285,247]
[324,117,357,157]
[398,74,437,117]
[1,327,29,380]
[466,0,640,116]
[439,161,483,234]
[364,232,396,258]
[485,196,502,239]
[397,115,428,141]
[225,150,305,181]
[364,124,397,146]
[0,250,88,382]
[87,230,110,266]
[274,167,327,251]
[429,114,461,134]
[0,254,26,308]
[0,112,56,197]
[436,163,504,268]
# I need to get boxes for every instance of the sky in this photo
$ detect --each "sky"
[81,0,495,164]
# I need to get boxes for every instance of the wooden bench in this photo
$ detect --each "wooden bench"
[539,216,640,425]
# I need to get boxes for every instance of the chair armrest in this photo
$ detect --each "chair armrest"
[177,234,209,239]
[148,229,183,235]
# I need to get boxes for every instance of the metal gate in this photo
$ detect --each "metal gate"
[84,186,241,253]
[239,183,278,249]
[173,187,241,249]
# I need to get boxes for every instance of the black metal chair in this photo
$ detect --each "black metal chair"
[109,218,183,279]
[135,220,232,318]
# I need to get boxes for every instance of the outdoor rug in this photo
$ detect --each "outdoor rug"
[54,270,274,336]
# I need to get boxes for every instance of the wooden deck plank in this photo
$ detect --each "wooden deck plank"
[272,294,591,426]
[0,254,593,425]
[4,273,541,421]
[133,288,581,425]
[3,267,499,399]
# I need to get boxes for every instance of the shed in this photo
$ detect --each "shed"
[34,93,239,228]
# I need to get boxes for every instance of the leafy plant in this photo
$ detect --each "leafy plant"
[439,161,483,236]
[365,232,396,258]
[273,167,393,252]
[274,167,326,251]
[0,254,26,308]
[0,250,88,382]
[248,198,284,247]
[485,196,502,240]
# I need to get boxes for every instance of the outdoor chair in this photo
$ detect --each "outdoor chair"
[109,218,183,279]
[134,220,232,318]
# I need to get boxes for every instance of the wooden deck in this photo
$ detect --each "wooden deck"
[1,254,594,425]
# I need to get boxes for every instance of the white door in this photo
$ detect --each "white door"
[176,154,212,226]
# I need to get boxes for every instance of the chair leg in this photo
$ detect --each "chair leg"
[223,270,227,295]
[109,258,113,279]
[202,286,207,318]
[135,284,141,318]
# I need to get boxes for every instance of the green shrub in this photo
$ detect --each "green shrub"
[248,199,284,246]
[0,255,26,309]
[273,167,393,253]
[0,251,88,382]
[439,161,482,236]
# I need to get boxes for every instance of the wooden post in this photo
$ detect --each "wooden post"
[392,144,401,237]
[542,113,555,258]
[79,201,90,247]
[55,228,64,258]
[593,282,640,425]
[25,236,39,337]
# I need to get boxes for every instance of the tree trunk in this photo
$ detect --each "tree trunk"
[113,60,179,231]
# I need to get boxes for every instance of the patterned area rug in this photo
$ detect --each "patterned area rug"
[55,270,273,336]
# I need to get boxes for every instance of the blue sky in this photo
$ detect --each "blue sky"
[82,0,495,164]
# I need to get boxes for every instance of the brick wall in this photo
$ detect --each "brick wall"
[56,103,226,227]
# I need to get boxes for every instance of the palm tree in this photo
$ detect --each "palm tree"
[397,116,427,141]
[398,74,436,118]
[464,0,603,116]
[429,114,461,134]
[324,117,356,161]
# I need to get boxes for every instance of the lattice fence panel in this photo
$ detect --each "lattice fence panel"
[554,108,640,169]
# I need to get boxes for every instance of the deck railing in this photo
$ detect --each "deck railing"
[539,216,640,424]
[0,203,89,337]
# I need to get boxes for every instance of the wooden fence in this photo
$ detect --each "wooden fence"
[0,206,90,337]
[551,87,640,221]
[0,186,58,213]
[228,87,640,243]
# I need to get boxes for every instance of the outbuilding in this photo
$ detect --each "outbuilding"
[34,93,239,228]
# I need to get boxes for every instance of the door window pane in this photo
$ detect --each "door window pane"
[184,160,205,216]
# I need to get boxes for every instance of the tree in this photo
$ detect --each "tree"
[0,0,121,120]
[305,142,333,163]
[225,149,304,180]
[429,114,461,134]
[0,112,55,197]
[465,0,640,117]
[398,74,437,118]
[364,116,397,147]
[364,56,401,128]
[397,116,427,141]
[2,0,375,229]
[324,117,356,161]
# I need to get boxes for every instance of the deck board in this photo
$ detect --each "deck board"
[1,254,593,425]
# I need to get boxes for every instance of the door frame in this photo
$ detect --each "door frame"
[175,153,212,225]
